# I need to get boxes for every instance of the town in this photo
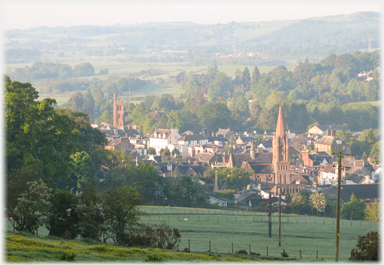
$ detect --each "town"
[98,94,380,209]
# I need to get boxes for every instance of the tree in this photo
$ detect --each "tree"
[103,186,142,245]
[70,151,95,192]
[242,67,251,90]
[6,76,80,185]
[196,102,232,131]
[148,147,156,155]
[285,192,292,203]
[7,179,51,234]
[46,189,80,239]
[251,66,261,88]
[310,192,326,215]
[370,141,380,163]
[341,194,366,220]
[77,184,104,240]
[365,200,379,222]
[350,231,379,261]
[161,146,172,162]
[228,135,236,147]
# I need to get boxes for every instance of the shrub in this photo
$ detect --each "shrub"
[60,253,76,261]
[145,254,163,262]
[281,249,289,257]
[235,249,248,254]
[350,231,379,261]
[125,222,181,250]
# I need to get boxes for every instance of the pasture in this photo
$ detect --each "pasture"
[5,206,378,262]
[138,206,378,262]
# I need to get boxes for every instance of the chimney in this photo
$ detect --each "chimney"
[331,130,336,136]
[326,129,331,136]
[214,170,219,192]
[257,146,264,153]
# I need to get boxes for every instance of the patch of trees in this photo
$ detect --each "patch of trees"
[5,77,205,248]
[13,62,95,83]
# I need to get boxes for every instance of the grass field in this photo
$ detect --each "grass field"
[6,232,270,262]
[5,206,378,262]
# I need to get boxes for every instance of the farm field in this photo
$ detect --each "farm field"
[137,206,378,262]
[6,206,378,262]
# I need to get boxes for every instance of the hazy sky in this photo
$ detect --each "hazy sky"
[2,0,383,30]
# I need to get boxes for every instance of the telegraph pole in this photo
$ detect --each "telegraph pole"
[335,152,342,262]
[268,192,272,238]
[278,186,281,246]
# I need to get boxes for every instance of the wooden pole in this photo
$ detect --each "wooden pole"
[268,192,272,238]
[279,186,281,246]
[188,240,190,251]
[209,241,211,252]
[266,247,268,256]
[232,243,233,253]
[335,152,342,262]
[316,250,318,260]
[249,244,251,254]
[299,250,302,260]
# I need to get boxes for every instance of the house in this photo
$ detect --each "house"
[314,129,350,155]
[216,128,233,138]
[308,124,340,138]
[323,184,379,203]
[301,151,334,167]
[149,128,181,154]
[178,134,209,158]
[105,137,136,152]
[257,141,273,152]
[208,196,227,207]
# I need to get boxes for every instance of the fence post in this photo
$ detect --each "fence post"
[299,250,301,260]
[209,241,211,252]
[249,244,251,254]
[316,250,318,260]
[232,243,233,254]
[266,247,268,256]
[188,240,190,252]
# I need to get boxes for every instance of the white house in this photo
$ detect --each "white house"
[149,128,181,155]
[178,134,208,158]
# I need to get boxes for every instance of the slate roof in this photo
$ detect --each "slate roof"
[323,184,379,202]
[289,146,300,155]
[217,128,232,137]
[177,165,206,176]
[151,129,171,139]
[208,136,229,143]
[231,152,273,168]
[250,164,275,174]
[194,152,215,163]
[315,136,349,146]
[179,134,208,141]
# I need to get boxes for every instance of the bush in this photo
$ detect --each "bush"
[125,222,181,250]
[60,253,76,261]
[145,254,163,262]
[281,249,289,257]
[350,231,379,261]
[235,249,248,254]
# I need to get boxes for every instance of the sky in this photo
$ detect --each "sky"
[2,0,383,30]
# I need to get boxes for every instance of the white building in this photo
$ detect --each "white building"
[208,196,227,207]
[149,128,181,155]
[178,134,209,158]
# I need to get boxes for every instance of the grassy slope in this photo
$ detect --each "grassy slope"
[6,206,378,262]
[6,232,268,262]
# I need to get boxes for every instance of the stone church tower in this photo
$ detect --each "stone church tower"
[113,93,125,128]
[272,106,291,184]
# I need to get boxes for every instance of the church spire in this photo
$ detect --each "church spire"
[275,105,285,137]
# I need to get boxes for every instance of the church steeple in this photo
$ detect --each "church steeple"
[275,105,285,138]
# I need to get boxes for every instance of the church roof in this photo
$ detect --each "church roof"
[230,152,273,168]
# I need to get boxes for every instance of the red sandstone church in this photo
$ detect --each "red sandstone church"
[113,93,137,130]
[227,106,306,195]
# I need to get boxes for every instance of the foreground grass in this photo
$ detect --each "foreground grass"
[5,232,292,262]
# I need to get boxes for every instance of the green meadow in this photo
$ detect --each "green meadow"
[6,206,378,262]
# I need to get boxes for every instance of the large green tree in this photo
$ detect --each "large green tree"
[5,76,80,185]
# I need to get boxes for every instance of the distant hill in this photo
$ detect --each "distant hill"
[5,12,380,64]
